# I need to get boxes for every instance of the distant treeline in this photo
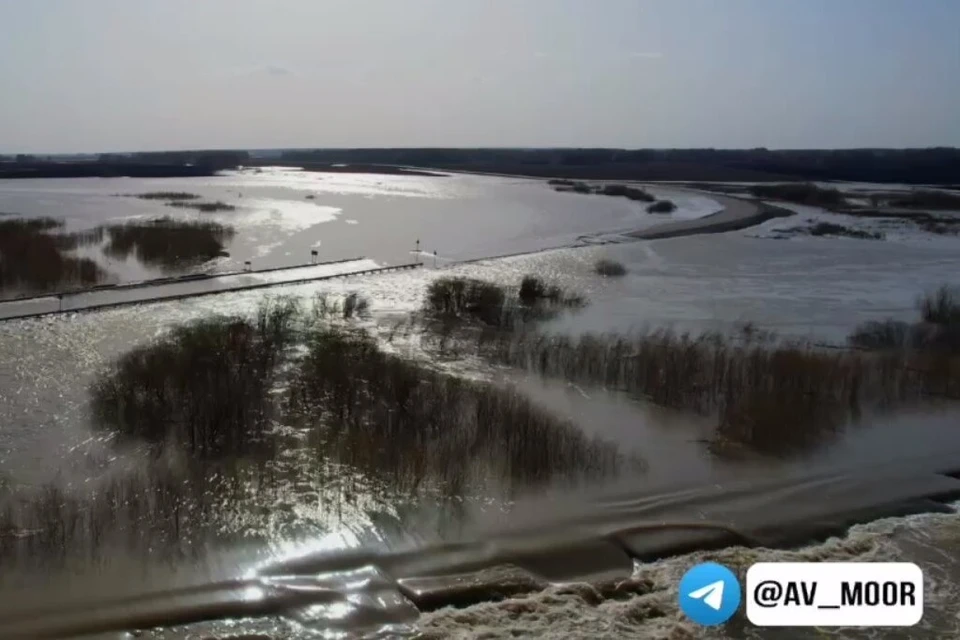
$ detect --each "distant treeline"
[0,150,250,179]
[4,147,960,184]
[268,147,960,184]
[106,149,250,169]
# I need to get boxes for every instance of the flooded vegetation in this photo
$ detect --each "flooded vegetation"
[291,323,636,495]
[748,182,849,208]
[3,172,960,636]
[166,200,237,213]
[886,190,960,210]
[424,275,585,329]
[597,184,656,202]
[849,285,960,354]
[833,208,960,237]
[2,262,960,635]
[0,217,108,296]
[806,221,883,239]
[124,191,238,212]
[0,292,640,583]
[0,462,236,574]
[465,329,879,455]
[130,192,201,201]
[781,221,885,240]
[920,285,960,327]
[0,210,238,298]
[102,217,235,271]
[646,199,677,214]
[411,281,960,456]
[91,298,298,459]
[594,259,627,277]
[312,291,371,320]
[551,181,658,203]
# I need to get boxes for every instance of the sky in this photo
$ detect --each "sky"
[1,0,958,154]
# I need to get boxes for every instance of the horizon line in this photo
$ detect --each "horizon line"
[4,145,959,157]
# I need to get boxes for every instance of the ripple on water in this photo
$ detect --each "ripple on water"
[3,226,960,636]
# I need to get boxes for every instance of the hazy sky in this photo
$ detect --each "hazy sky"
[1,0,958,153]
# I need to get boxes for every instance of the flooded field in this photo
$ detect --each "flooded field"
[2,176,960,638]
[0,169,718,299]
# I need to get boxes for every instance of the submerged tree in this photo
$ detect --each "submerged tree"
[90,297,299,458]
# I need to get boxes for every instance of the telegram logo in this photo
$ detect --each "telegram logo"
[678,562,742,625]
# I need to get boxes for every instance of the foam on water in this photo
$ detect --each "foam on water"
[226,199,343,232]
[419,507,960,640]
[127,505,960,639]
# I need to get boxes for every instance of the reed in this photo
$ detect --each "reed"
[0,217,107,294]
[290,325,637,494]
[131,192,201,201]
[468,328,928,455]
[166,201,237,212]
[102,217,235,270]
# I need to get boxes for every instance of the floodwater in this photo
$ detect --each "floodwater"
[497,232,960,344]
[2,172,960,638]
[0,168,712,296]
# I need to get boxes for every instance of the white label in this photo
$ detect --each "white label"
[746,562,923,627]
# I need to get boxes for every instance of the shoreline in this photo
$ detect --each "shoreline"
[454,190,791,267]
[0,171,791,306]
[630,192,794,240]
[387,165,795,242]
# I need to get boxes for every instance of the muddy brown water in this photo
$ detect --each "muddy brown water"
[2,178,960,637]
